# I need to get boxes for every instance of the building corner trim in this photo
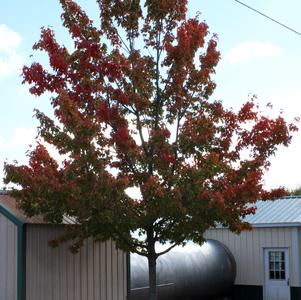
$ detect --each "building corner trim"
[292,227,300,286]
[127,253,131,299]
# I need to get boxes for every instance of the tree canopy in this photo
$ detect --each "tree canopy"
[290,186,301,196]
[4,1,298,299]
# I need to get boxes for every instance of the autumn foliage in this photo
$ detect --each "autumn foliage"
[4,1,298,299]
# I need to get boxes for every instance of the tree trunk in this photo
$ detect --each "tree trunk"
[147,228,158,300]
[148,254,157,300]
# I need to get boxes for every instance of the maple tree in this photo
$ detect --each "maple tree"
[4,1,298,299]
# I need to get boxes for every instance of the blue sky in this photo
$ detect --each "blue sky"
[1,0,301,190]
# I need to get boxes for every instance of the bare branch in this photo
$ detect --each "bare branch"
[156,240,183,257]
[116,31,131,54]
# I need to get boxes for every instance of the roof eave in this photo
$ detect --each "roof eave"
[251,222,301,228]
[0,203,25,226]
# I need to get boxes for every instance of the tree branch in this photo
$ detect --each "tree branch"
[156,241,180,257]
[113,228,148,256]
[148,23,163,175]
[116,31,131,54]
[134,109,149,155]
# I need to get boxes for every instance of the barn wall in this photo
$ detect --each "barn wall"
[204,227,296,286]
[0,213,17,300]
[26,225,127,300]
[298,227,301,284]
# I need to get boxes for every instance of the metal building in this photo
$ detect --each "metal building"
[0,194,128,300]
[205,196,301,300]
[130,239,236,300]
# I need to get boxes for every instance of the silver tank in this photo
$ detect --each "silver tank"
[130,239,236,300]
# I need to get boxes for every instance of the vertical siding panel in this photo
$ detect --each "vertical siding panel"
[94,241,101,300]
[26,226,126,300]
[87,238,94,300]
[66,243,74,300]
[231,231,237,262]
[106,240,113,300]
[38,229,43,300]
[298,228,301,286]
[51,231,57,300]
[225,229,230,247]
[117,250,124,300]
[234,231,240,283]
[234,230,241,284]
[285,227,292,245]
[250,230,256,284]
[252,229,261,285]
[238,231,246,284]
[243,231,249,284]
[123,252,127,300]
[250,229,260,285]
[61,231,68,300]
[80,238,88,300]
[55,231,61,300]
[41,231,51,298]
[100,241,107,300]
[53,231,60,300]
[0,217,4,300]
[0,215,17,300]
[290,228,296,286]
[206,228,213,239]
[259,228,266,285]
[205,226,299,287]
[74,246,81,300]
[299,228,301,276]
[215,229,220,240]
[232,231,241,274]
[265,227,272,247]
[48,227,57,300]
[221,229,226,244]
[205,228,214,240]
[269,227,276,247]
[11,226,18,298]
[112,242,118,300]
[245,230,251,284]
[0,216,4,300]
[6,222,10,300]
[286,228,294,285]
[7,221,12,300]
[278,227,285,245]
[251,229,257,283]
[235,231,242,284]
[26,227,31,300]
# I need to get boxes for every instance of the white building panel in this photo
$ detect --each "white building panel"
[205,227,297,286]
[26,224,127,300]
[0,213,17,300]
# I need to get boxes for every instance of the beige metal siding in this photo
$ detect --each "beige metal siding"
[26,225,127,300]
[204,227,295,286]
[0,213,17,300]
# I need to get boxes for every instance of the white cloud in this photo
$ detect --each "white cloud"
[259,87,301,191]
[0,24,23,77]
[260,88,301,120]
[0,24,22,52]
[0,128,36,188]
[0,128,36,150]
[0,52,23,77]
[225,41,284,64]
[263,132,301,191]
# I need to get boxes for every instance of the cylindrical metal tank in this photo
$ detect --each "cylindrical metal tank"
[130,239,236,300]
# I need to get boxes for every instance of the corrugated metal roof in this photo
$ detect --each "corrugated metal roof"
[0,194,46,224]
[2,193,301,226]
[245,196,301,225]
[0,194,75,225]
